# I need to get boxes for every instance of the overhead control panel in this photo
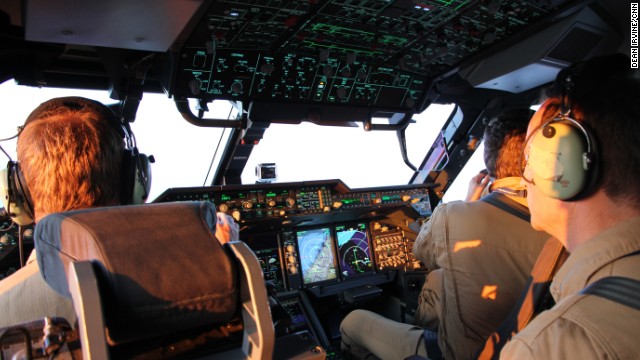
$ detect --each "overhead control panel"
[169,0,566,112]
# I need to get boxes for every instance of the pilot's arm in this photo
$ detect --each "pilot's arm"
[412,202,449,270]
[215,212,239,244]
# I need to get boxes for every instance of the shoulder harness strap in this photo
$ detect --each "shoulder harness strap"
[480,191,530,222]
[580,250,640,311]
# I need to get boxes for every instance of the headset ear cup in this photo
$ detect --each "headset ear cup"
[120,149,136,205]
[579,132,599,199]
[528,121,595,200]
[120,149,152,205]
[0,162,35,225]
[132,153,152,205]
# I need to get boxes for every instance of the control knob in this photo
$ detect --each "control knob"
[232,210,241,222]
[288,265,298,274]
[260,63,275,75]
[231,81,243,94]
[0,234,13,245]
[188,78,202,95]
[22,228,34,240]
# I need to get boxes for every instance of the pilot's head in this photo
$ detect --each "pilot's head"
[483,108,532,180]
[17,96,125,222]
[522,54,640,239]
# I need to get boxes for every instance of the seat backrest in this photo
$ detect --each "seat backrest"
[35,201,274,359]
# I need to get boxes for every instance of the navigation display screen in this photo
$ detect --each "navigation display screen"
[336,223,373,278]
[296,227,338,285]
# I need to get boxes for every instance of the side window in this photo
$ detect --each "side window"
[442,142,486,203]
[405,104,456,169]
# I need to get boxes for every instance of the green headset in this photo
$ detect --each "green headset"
[522,75,598,201]
[0,97,152,226]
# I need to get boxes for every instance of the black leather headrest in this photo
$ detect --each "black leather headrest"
[34,201,238,344]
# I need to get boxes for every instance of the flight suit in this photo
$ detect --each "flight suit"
[0,250,76,328]
[501,216,640,359]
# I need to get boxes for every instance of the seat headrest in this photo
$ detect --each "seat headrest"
[34,201,238,344]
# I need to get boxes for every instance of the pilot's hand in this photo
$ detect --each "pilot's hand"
[466,169,490,202]
[215,212,239,244]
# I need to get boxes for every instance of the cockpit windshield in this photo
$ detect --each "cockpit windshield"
[0,80,457,201]
[241,103,454,187]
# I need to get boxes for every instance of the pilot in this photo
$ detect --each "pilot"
[0,96,237,328]
[500,54,640,359]
[340,109,551,360]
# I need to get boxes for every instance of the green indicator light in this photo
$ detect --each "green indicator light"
[221,194,231,201]
[379,35,408,46]
[300,41,382,56]
[432,0,471,10]
[266,191,277,197]
[309,23,374,37]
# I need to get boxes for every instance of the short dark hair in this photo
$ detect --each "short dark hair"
[483,108,533,179]
[546,53,640,207]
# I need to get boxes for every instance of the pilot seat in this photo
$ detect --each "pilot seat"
[0,201,324,359]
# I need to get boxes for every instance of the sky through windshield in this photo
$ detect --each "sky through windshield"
[0,81,477,203]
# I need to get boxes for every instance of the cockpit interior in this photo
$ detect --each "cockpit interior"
[0,0,630,358]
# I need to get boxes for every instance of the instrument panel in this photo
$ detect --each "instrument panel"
[155,179,432,222]
[154,179,430,295]
[0,219,34,280]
